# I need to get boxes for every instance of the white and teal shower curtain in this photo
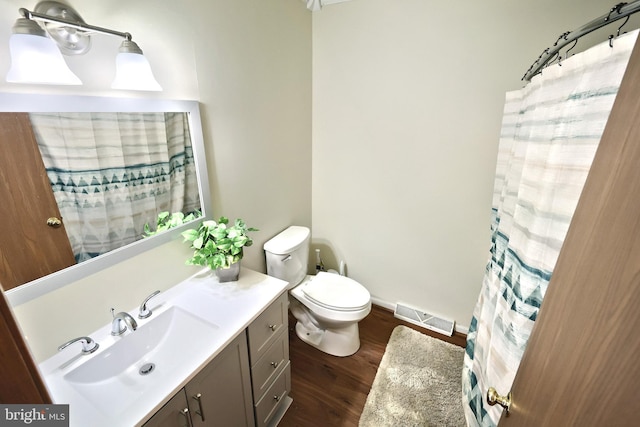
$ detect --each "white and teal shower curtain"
[30,112,201,262]
[462,30,638,426]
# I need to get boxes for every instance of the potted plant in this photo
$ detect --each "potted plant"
[181,216,258,282]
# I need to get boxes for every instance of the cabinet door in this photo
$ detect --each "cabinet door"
[143,389,192,427]
[185,331,254,427]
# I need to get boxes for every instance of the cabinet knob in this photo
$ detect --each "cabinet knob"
[273,395,281,402]
[269,324,277,331]
[270,361,279,369]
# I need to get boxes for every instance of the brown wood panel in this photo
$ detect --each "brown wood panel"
[0,284,51,403]
[500,36,640,426]
[0,113,75,290]
[280,304,466,426]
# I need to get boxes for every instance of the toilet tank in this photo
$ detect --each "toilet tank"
[263,226,310,288]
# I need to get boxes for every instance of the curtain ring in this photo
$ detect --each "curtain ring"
[617,15,630,36]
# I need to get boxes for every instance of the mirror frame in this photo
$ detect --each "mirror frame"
[0,93,211,306]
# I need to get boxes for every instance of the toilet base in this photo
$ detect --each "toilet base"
[295,321,361,357]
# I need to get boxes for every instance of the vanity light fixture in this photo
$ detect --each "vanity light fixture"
[6,1,162,91]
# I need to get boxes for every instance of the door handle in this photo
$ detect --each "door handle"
[487,387,512,414]
[47,217,62,227]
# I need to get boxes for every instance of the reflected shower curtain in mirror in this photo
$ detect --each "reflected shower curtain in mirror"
[462,30,638,427]
[30,112,201,262]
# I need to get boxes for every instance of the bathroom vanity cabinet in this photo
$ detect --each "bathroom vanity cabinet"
[143,291,291,427]
[39,268,291,427]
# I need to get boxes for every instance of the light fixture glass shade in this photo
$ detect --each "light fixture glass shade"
[111,41,161,91]
[6,33,82,85]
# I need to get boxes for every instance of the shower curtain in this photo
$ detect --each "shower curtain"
[462,30,639,427]
[30,112,200,262]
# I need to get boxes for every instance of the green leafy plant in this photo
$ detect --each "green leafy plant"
[181,217,258,270]
[143,211,202,237]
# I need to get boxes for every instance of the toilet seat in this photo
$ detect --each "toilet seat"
[301,272,370,312]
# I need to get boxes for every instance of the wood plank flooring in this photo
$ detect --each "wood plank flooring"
[279,304,467,427]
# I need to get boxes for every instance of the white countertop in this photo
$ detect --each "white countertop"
[38,267,288,427]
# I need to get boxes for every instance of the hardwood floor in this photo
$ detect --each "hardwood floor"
[279,305,467,427]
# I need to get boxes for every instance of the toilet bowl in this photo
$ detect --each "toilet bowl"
[290,272,371,356]
[264,226,371,357]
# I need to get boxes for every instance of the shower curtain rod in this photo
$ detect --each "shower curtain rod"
[522,0,640,82]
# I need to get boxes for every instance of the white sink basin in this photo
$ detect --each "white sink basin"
[55,306,219,417]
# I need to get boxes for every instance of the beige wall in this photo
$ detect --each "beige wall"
[1,0,311,362]
[311,0,624,330]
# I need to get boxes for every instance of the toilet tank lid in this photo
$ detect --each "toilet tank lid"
[263,226,310,254]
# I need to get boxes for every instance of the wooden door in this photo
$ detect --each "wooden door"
[0,113,75,290]
[496,35,640,426]
[0,285,51,403]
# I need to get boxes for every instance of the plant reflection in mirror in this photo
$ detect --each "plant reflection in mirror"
[143,210,202,237]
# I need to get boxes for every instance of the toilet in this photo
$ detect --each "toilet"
[264,226,371,357]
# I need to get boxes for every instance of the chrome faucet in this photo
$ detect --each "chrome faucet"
[111,309,138,336]
[58,336,99,354]
[138,290,161,319]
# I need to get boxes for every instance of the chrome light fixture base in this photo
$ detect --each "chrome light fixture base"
[33,1,91,55]
[11,16,46,37]
[118,39,143,55]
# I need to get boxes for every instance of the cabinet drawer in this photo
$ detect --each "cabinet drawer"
[251,330,289,398]
[248,292,288,362]
[254,362,291,427]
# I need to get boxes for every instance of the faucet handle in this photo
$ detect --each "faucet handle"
[58,336,99,354]
[138,290,161,319]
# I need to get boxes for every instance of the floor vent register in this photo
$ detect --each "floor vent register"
[393,303,455,337]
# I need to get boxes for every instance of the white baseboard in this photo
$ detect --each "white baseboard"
[370,296,395,311]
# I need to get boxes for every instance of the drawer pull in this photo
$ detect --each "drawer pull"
[269,324,277,331]
[179,408,192,427]
[273,395,281,402]
[271,361,279,369]
[192,393,205,422]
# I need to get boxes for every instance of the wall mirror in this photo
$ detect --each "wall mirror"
[0,93,211,306]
